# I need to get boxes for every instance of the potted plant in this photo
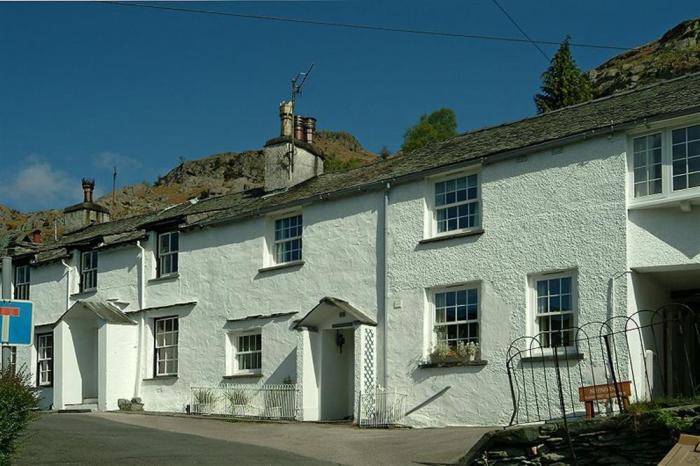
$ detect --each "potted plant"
[193,388,218,415]
[224,389,251,416]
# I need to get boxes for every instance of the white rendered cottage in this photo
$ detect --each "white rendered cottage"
[3,74,700,427]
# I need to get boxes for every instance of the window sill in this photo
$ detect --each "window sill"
[222,373,264,380]
[142,375,179,381]
[258,260,304,273]
[520,352,585,364]
[418,359,488,369]
[419,228,484,245]
[70,289,96,299]
[628,190,700,211]
[148,273,180,284]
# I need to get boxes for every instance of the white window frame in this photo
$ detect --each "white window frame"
[14,264,30,300]
[428,284,480,353]
[424,168,481,239]
[80,250,98,292]
[37,333,53,386]
[529,271,578,352]
[154,316,178,377]
[271,213,303,265]
[231,331,262,375]
[628,117,700,208]
[157,231,179,277]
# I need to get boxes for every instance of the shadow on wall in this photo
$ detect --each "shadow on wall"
[266,349,297,384]
[629,208,700,260]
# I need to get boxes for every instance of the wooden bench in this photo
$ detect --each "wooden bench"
[578,381,632,418]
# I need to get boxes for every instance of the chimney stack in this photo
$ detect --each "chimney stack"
[280,101,294,138]
[82,178,95,203]
[63,178,110,232]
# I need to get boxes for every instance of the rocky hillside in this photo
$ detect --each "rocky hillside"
[589,17,700,97]
[0,131,378,249]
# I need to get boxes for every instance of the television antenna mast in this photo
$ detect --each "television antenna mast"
[286,64,314,177]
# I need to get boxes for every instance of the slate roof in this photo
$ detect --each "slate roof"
[12,72,700,263]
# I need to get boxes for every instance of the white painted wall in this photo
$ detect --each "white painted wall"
[385,135,629,426]
[20,115,700,426]
[628,208,700,270]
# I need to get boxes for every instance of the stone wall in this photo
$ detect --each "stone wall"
[461,405,700,465]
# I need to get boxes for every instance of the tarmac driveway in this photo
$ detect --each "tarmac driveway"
[14,412,493,465]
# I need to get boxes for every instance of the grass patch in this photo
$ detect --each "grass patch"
[627,396,700,415]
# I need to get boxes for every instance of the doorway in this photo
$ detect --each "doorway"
[320,328,355,421]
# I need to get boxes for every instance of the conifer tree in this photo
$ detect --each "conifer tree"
[534,36,592,113]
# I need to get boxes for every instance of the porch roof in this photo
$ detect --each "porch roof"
[293,297,376,330]
[55,300,137,326]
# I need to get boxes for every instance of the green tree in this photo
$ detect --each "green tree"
[401,108,458,153]
[534,36,592,113]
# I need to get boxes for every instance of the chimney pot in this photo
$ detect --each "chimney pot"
[303,117,316,144]
[82,178,95,203]
[279,101,294,138]
[30,229,42,244]
[294,116,305,141]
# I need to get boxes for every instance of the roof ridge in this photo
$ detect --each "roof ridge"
[440,71,700,146]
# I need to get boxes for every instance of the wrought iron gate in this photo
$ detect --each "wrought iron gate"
[506,303,700,426]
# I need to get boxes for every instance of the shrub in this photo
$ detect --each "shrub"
[224,389,249,407]
[193,388,217,406]
[0,366,39,464]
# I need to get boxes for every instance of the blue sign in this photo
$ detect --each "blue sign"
[0,300,34,346]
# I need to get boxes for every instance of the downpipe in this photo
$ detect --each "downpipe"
[381,183,391,388]
[60,259,71,310]
[134,240,147,399]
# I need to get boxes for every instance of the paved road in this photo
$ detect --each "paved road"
[14,413,334,465]
[14,412,493,465]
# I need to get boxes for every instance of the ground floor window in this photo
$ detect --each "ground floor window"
[533,274,577,348]
[235,332,262,374]
[433,287,479,348]
[154,317,178,376]
[37,334,53,386]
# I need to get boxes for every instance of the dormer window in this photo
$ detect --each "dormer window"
[80,250,98,292]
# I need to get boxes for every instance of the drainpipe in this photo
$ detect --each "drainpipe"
[134,241,146,399]
[381,183,391,388]
[61,260,71,310]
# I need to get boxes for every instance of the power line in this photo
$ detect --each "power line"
[491,0,550,61]
[100,2,630,51]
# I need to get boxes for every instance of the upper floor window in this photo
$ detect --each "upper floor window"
[158,231,179,277]
[14,264,30,300]
[432,287,479,349]
[433,174,480,235]
[154,316,178,376]
[37,333,53,386]
[532,274,576,349]
[80,250,98,292]
[630,123,700,205]
[671,125,700,191]
[274,214,303,264]
[632,133,662,197]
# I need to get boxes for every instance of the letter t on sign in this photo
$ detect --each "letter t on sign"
[0,306,19,343]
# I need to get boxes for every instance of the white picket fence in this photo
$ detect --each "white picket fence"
[357,385,408,428]
[190,384,298,420]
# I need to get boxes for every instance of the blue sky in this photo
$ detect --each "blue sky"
[0,1,696,211]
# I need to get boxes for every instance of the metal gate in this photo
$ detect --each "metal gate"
[506,303,700,426]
